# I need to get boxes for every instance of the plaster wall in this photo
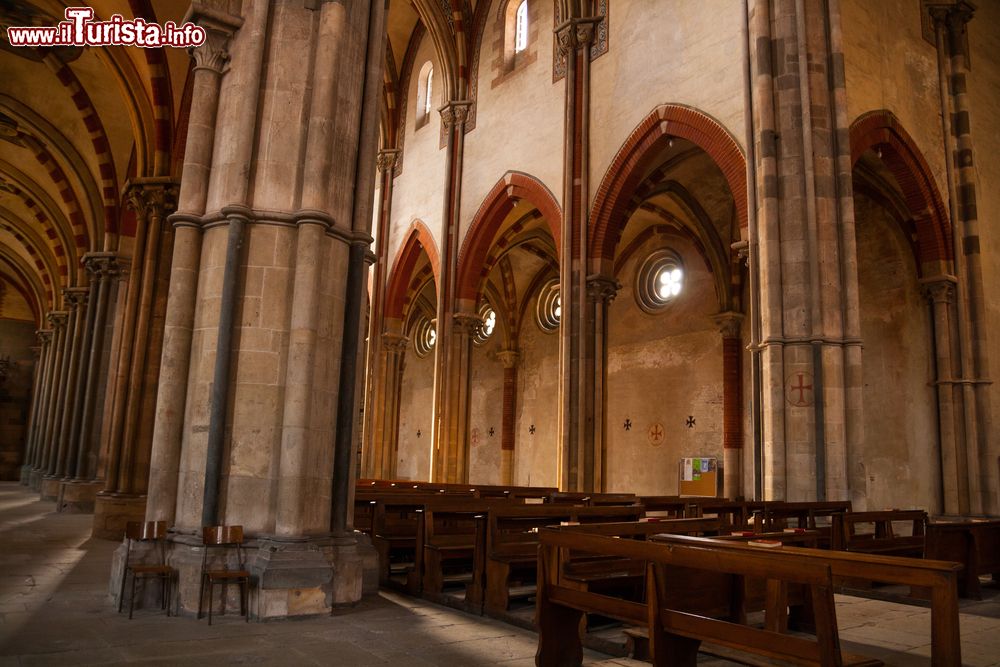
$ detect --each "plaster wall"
[459,0,563,242]
[397,345,434,481]
[605,233,723,496]
[388,37,447,278]
[589,0,747,203]
[854,194,938,512]
[468,334,505,485]
[513,311,559,488]
[840,0,948,204]
[967,0,1000,514]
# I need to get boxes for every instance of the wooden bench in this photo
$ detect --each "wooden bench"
[472,504,644,615]
[688,499,748,530]
[410,500,500,601]
[831,510,927,557]
[545,492,639,506]
[637,496,695,517]
[926,518,1000,599]
[536,527,884,667]
[753,501,852,548]
[656,533,962,666]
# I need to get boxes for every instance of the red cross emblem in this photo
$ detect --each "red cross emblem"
[785,372,814,407]
[648,422,665,446]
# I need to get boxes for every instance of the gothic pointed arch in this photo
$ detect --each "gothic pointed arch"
[385,219,440,320]
[589,104,747,262]
[457,172,561,301]
[850,110,952,268]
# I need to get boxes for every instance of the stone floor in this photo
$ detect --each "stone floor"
[1,482,999,666]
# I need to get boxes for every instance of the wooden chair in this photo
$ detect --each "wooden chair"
[118,520,173,619]
[198,525,251,624]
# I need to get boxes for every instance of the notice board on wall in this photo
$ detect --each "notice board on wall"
[678,457,719,497]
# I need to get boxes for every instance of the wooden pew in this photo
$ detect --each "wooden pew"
[545,492,639,506]
[656,534,962,666]
[473,504,644,615]
[536,527,884,667]
[755,501,852,548]
[831,509,927,557]
[926,518,1000,599]
[637,496,694,517]
[689,499,748,530]
[410,500,500,601]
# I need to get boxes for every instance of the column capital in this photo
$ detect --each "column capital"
[555,16,602,55]
[439,101,473,129]
[382,333,409,353]
[586,273,621,304]
[36,329,53,344]
[928,1,974,30]
[497,349,520,369]
[82,251,122,279]
[920,275,958,305]
[125,177,179,219]
[452,311,482,337]
[712,311,745,338]
[62,286,90,309]
[183,3,244,74]
[376,149,401,173]
[46,310,68,328]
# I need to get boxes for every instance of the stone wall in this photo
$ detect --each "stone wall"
[0,318,36,480]
[397,345,434,480]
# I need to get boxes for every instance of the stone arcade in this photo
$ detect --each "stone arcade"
[1,0,999,638]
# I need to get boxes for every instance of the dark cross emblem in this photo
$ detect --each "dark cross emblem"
[686,416,696,428]
[623,419,632,431]
[416,430,421,438]
[529,424,536,435]
[489,427,495,437]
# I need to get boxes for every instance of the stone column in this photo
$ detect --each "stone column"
[37,311,67,498]
[498,349,519,486]
[28,328,55,489]
[146,8,239,526]
[21,329,52,482]
[931,2,993,515]
[715,312,745,500]
[372,331,407,479]
[436,311,479,483]
[93,179,178,539]
[750,0,862,502]
[431,101,472,483]
[556,17,600,492]
[52,286,89,481]
[361,149,400,479]
[123,0,384,619]
[57,253,120,512]
[922,277,963,515]
[585,274,619,492]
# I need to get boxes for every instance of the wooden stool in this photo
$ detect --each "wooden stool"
[198,525,251,624]
[118,520,174,619]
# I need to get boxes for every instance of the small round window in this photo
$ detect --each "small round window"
[413,316,437,357]
[474,304,497,345]
[636,249,684,313]
[536,278,560,333]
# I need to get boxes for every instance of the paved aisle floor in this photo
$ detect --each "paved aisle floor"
[1,483,999,666]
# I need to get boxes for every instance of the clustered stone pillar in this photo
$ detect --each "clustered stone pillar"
[49,286,89,502]
[21,328,52,486]
[715,312,745,500]
[130,0,385,619]
[555,15,600,492]
[368,330,407,479]
[750,0,863,502]
[929,1,994,516]
[498,349,519,486]
[361,149,400,476]
[35,311,67,496]
[431,101,472,483]
[93,178,178,539]
[585,275,619,492]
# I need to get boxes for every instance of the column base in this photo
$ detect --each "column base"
[19,465,33,485]
[40,475,61,501]
[92,492,147,540]
[108,531,379,619]
[28,468,43,491]
[57,480,103,513]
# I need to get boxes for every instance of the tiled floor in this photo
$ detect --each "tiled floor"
[1,482,999,666]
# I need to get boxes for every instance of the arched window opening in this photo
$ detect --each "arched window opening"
[514,1,528,53]
[416,61,434,129]
[474,303,497,345]
[413,316,437,357]
[536,278,560,333]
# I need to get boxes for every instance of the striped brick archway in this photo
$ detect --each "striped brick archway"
[385,220,441,320]
[850,110,952,267]
[589,104,747,262]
